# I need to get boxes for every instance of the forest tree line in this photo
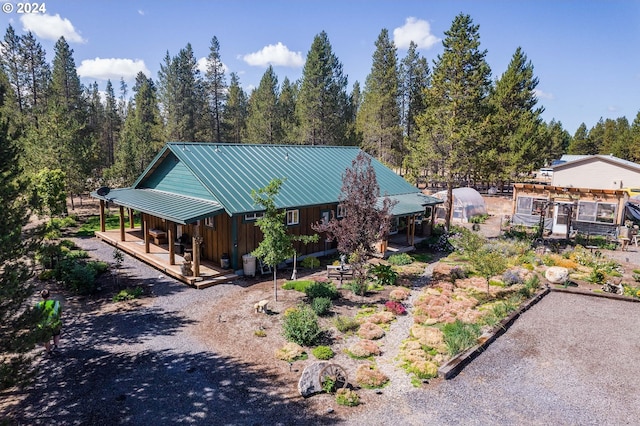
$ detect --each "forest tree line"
[2,13,640,201]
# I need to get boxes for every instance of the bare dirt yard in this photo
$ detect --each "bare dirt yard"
[3,195,640,424]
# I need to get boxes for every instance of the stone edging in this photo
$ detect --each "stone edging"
[437,286,550,380]
[437,284,640,380]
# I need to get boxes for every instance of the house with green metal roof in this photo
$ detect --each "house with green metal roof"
[91,143,441,283]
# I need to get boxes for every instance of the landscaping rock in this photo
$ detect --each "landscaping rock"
[298,361,329,397]
[545,266,569,284]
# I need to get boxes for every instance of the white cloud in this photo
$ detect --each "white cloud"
[20,14,86,43]
[138,10,145,16]
[534,89,554,100]
[77,58,150,81]
[393,17,440,50]
[242,42,304,67]
[196,57,229,75]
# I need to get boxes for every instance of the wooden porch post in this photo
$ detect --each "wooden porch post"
[429,206,436,235]
[168,222,175,265]
[119,206,125,242]
[99,200,106,232]
[193,221,201,277]
[143,214,150,253]
[128,208,135,228]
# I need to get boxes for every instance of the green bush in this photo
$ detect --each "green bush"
[300,256,320,269]
[333,315,360,333]
[64,263,98,295]
[335,388,360,406]
[112,287,144,302]
[305,281,339,300]
[88,261,109,274]
[312,345,335,360]
[345,279,368,296]
[368,264,398,286]
[282,305,322,346]
[311,297,332,316]
[388,253,414,266]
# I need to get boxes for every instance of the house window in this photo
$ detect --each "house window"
[204,216,215,229]
[577,201,616,224]
[286,209,299,225]
[244,212,264,221]
[337,204,346,218]
[516,196,548,215]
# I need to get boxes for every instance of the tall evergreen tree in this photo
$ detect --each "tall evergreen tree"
[487,47,546,181]
[629,111,640,162]
[221,72,247,143]
[0,69,40,390]
[399,41,430,143]
[357,29,403,164]
[102,80,121,167]
[50,37,83,112]
[245,66,280,143]
[414,14,492,229]
[278,77,299,144]
[296,31,349,145]
[1,25,27,113]
[543,119,571,164]
[19,31,50,116]
[567,123,597,155]
[204,36,226,143]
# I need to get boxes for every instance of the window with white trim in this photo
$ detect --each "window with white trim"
[286,209,299,225]
[577,201,616,224]
[244,212,265,221]
[337,204,346,218]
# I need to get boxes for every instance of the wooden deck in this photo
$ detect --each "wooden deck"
[95,229,237,289]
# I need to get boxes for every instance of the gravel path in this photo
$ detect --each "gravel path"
[4,236,640,425]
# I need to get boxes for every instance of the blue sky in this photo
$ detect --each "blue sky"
[2,0,639,134]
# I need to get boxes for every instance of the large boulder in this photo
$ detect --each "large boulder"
[298,361,329,397]
[545,266,569,284]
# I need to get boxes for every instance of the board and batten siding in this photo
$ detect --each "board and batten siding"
[552,158,640,190]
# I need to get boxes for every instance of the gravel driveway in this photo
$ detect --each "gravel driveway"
[4,236,640,425]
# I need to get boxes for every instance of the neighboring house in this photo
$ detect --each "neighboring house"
[551,154,640,190]
[91,143,442,285]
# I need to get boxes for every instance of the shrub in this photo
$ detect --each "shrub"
[311,297,332,316]
[347,339,381,358]
[389,287,411,301]
[112,286,144,302]
[312,345,334,360]
[441,320,481,356]
[405,359,439,380]
[588,268,606,284]
[346,279,368,296]
[305,281,339,300]
[88,260,109,274]
[355,364,389,389]
[368,264,398,286]
[384,300,407,315]
[275,342,307,362]
[388,253,414,266]
[282,305,322,346]
[449,266,468,281]
[357,322,385,340]
[502,269,523,287]
[335,388,360,406]
[63,262,98,295]
[300,256,320,269]
[333,316,360,333]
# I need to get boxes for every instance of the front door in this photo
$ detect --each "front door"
[552,203,572,235]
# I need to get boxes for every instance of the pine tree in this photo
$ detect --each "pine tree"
[1,25,27,113]
[204,36,227,143]
[278,77,299,144]
[629,111,640,162]
[543,119,571,164]
[488,47,546,180]
[399,41,429,144]
[245,66,280,143]
[102,80,121,167]
[0,68,39,389]
[19,31,50,116]
[51,37,83,112]
[415,14,492,229]
[567,123,596,155]
[296,31,349,145]
[221,72,247,143]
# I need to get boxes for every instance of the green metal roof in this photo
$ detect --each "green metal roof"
[90,188,224,225]
[135,143,430,215]
[385,193,443,216]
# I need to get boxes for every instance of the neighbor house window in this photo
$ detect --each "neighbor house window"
[204,216,215,229]
[577,201,616,224]
[286,209,299,225]
[244,212,264,221]
[337,205,346,218]
[516,196,548,215]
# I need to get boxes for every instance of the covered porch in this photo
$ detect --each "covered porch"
[95,228,237,289]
